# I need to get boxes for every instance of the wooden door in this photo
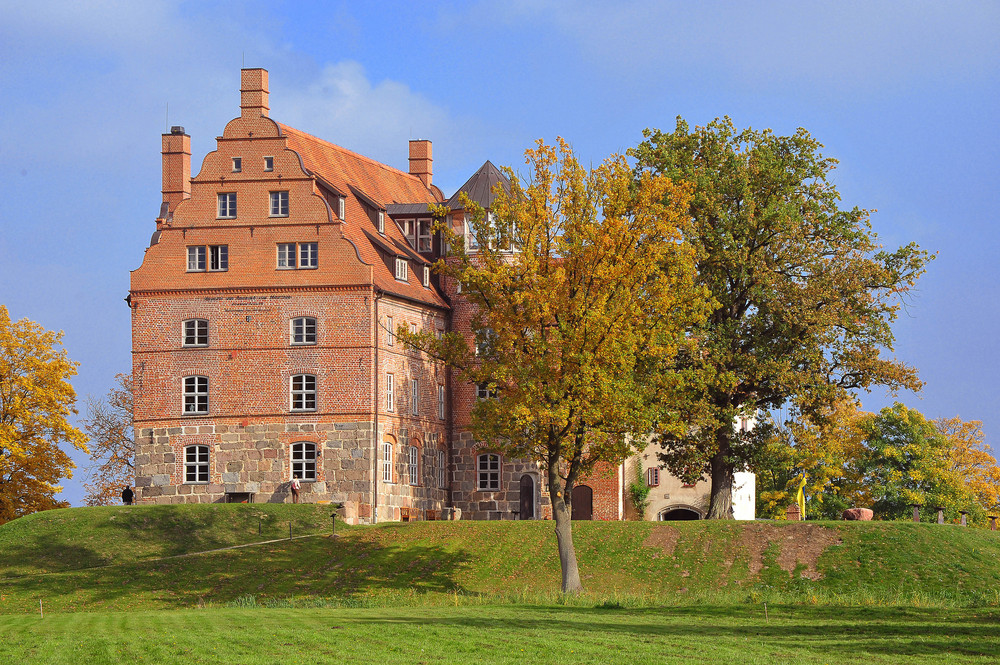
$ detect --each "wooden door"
[571,485,593,520]
[519,474,535,519]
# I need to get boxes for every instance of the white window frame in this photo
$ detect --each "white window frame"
[400,218,416,248]
[386,316,394,347]
[437,384,445,420]
[209,245,228,271]
[395,257,408,282]
[338,196,345,220]
[184,444,209,483]
[183,376,208,415]
[264,156,274,172]
[291,442,317,481]
[299,242,318,269]
[217,192,237,219]
[277,243,296,269]
[417,219,432,252]
[377,210,385,234]
[437,449,446,489]
[411,378,419,416]
[408,446,419,485]
[646,467,660,487]
[477,453,500,491]
[290,317,317,345]
[187,246,206,272]
[232,157,242,173]
[382,442,393,483]
[290,374,317,411]
[464,214,479,251]
[269,191,289,217]
[386,372,395,412]
[422,266,430,288]
[182,319,209,347]
[476,383,497,400]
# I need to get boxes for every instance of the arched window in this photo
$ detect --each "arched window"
[437,449,447,489]
[477,453,500,491]
[291,442,317,481]
[290,317,317,345]
[408,445,419,485]
[184,445,209,483]
[290,374,317,411]
[183,376,208,414]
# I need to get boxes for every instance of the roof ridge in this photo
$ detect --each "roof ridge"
[278,123,427,187]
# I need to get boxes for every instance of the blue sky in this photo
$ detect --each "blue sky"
[1,1,998,505]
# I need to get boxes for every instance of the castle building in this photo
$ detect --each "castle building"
[130,68,749,523]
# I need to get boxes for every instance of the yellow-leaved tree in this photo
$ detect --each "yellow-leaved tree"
[0,305,88,524]
[400,139,707,593]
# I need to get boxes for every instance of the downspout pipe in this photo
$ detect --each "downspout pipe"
[372,288,382,524]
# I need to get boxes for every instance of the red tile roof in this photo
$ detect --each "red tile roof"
[280,124,448,309]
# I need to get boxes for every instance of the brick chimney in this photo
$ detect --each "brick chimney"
[409,139,432,188]
[241,68,269,118]
[161,126,191,215]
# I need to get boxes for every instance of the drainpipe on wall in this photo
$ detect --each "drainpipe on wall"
[372,289,382,524]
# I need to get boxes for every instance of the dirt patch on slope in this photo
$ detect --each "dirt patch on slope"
[738,523,842,580]
[642,524,679,557]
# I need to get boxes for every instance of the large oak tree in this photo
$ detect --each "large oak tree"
[630,117,932,518]
[402,139,705,592]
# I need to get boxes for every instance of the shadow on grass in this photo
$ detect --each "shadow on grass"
[1,534,472,612]
[341,604,1000,660]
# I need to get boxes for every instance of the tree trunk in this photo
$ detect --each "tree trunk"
[548,471,583,594]
[707,446,735,519]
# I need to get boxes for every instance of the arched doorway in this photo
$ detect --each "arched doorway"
[519,474,535,519]
[571,485,593,520]
[658,507,701,520]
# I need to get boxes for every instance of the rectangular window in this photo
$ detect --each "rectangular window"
[395,258,408,281]
[277,243,296,269]
[465,214,479,251]
[386,316,394,347]
[437,384,445,420]
[232,157,242,173]
[437,449,446,489]
[477,383,497,400]
[291,374,317,411]
[291,317,316,345]
[338,197,345,220]
[478,453,500,491]
[209,245,228,271]
[263,156,274,171]
[400,219,416,248]
[217,192,237,219]
[299,242,318,268]
[409,322,417,335]
[187,246,206,271]
[386,373,394,412]
[411,378,419,416]
[291,442,317,481]
[382,442,393,482]
[183,376,208,415]
[377,210,385,234]
[182,319,208,346]
[408,446,419,485]
[422,266,430,287]
[269,191,289,217]
[646,467,660,487]
[417,219,432,252]
[184,445,209,483]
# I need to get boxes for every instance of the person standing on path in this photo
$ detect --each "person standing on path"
[291,475,300,504]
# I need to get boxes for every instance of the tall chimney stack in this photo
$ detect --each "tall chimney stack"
[241,68,269,118]
[161,126,191,215]
[409,139,432,188]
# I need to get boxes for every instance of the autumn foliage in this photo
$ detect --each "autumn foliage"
[82,373,135,505]
[0,305,88,524]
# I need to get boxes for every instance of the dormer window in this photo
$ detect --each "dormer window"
[422,266,430,288]
[338,197,345,220]
[395,257,408,282]
[400,219,416,248]
[264,156,274,172]
[418,219,432,252]
[232,157,242,173]
[378,210,385,234]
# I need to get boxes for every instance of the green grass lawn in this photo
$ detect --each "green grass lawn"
[0,604,997,664]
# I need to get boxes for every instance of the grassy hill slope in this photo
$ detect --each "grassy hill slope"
[1,505,999,614]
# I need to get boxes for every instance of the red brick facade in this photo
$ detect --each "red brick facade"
[130,69,621,523]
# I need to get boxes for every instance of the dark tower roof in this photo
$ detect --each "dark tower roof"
[446,160,510,210]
